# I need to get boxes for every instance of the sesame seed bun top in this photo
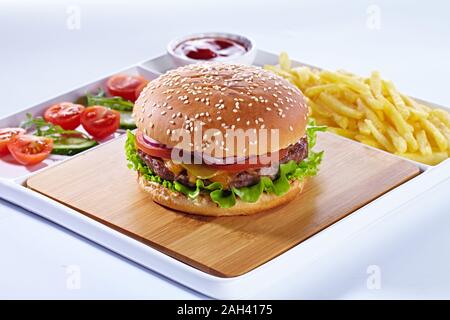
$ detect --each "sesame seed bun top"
[133,62,308,158]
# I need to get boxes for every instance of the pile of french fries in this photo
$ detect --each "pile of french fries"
[264,53,450,165]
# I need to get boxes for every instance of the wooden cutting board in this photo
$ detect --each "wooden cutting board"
[27,132,420,277]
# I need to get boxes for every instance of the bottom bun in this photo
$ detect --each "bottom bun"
[138,175,305,217]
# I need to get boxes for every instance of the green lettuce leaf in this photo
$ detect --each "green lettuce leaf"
[210,190,237,208]
[125,120,326,208]
[125,130,176,191]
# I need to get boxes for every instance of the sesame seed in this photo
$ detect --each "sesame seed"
[166,129,171,135]
[170,121,175,125]
[266,107,272,111]
[160,111,166,115]
[289,125,293,131]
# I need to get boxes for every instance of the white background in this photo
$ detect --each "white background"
[1,0,450,299]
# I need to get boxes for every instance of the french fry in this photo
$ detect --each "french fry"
[263,65,295,82]
[431,109,450,128]
[376,110,385,121]
[386,126,407,153]
[365,119,395,152]
[355,134,382,149]
[401,94,430,113]
[420,118,448,151]
[398,151,448,166]
[415,130,432,155]
[362,93,384,110]
[358,120,371,135]
[384,80,410,119]
[379,96,418,151]
[331,112,349,129]
[279,52,291,71]
[291,67,310,87]
[342,88,359,104]
[348,119,357,131]
[311,116,336,128]
[356,99,385,132]
[408,108,428,121]
[327,127,358,139]
[383,81,410,120]
[307,98,332,118]
[429,115,450,149]
[318,92,363,119]
[320,70,371,95]
[304,84,341,98]
[369,71,382,97]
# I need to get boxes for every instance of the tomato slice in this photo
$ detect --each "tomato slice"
[8,135,53,165]
[0,128,26,155]
[135,131,288,172]
[80,106,120,140]
[106,74,148,102]
[44,102,85,130]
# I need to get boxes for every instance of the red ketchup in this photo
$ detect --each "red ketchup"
[174,37,248,60]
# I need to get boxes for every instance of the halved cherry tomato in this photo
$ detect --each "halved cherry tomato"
[0,128,26,155]
[135,131,173,159]
[135,131,288,171]
[44,102,85,130]
[8,135,53,165]
[80,106,120,140]
[134,81,149,101]
[106,74,148,102]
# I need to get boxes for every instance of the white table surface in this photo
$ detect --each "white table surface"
[1,0,450,299]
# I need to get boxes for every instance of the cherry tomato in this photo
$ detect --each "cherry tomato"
[7,135,53,165]
[106,74,148,102]
[44,102,85,130]
[81,106,120,140]
[0,128,26,155]
[134,81,149,101]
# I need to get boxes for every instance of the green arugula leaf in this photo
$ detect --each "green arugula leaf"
[86,89,134,112]
[21,113,91,142]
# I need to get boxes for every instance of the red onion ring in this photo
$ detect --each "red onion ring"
[143,134,169,149]
[141,133,276,166]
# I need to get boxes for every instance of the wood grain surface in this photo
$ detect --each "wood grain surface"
[27,132,420,277]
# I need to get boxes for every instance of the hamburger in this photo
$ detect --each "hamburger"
[126,63,325,216]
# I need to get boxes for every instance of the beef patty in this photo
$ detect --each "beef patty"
[138,136,308,189]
